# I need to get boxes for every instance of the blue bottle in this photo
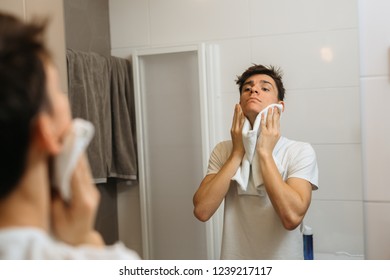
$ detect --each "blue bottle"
[303,225,313,260]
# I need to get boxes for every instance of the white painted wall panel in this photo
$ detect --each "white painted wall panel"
[281,88,361,144]
[313,144,363,201]
[359,0,390,77]
[251,30,360,90]
[249,0,358,36]
[359,0,390,259]
[214,39,252,93]
[305,200,365,259]
[109,0,149,48]
[361,77,390,201]
[364,202,390,259]
[148,0,250,44]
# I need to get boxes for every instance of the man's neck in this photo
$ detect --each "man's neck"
[0,156,50,231]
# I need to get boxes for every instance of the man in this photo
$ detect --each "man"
[0,12,139,259]
[193,64,318,259]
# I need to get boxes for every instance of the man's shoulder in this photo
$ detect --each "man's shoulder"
[213,140,233,151]
[276,137,315,155]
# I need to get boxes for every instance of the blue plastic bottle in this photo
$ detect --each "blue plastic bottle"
[303,225,313,260]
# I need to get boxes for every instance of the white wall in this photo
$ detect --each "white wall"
[359,0,390,260]
[110,0,364,259]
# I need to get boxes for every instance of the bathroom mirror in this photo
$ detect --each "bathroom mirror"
[64,0,364,260]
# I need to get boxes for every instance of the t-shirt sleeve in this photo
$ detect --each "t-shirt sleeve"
[287,143,319,190]
[206,141,232,175]
[54,241,141,260]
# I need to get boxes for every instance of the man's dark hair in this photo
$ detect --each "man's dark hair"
[236,64,286,101]
[0,12,50,199]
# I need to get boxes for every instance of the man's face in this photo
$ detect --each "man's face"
[239,74,281,122]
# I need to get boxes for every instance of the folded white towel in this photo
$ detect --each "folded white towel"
[232,103,283,195]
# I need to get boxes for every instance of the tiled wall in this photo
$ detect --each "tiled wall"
[63,0,111,56]
[109,0,364,259]
[63,0,120,245]
[359,0,390,259]
[0,0,67,93]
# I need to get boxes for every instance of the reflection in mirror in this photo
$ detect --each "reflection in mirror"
[64,0,366,259]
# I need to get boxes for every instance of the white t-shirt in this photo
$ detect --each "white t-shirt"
[207,136,319,260]
[0,227,140,260]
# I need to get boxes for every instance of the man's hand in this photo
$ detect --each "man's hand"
[231,104,245,160]
[51,154,104,247]
[193,104,246,222]
[257,106,281,157]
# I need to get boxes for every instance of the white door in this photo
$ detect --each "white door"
[132,45,220,259]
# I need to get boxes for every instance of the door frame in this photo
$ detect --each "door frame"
[132,43,222,259]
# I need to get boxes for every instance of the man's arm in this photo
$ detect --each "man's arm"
[193,104,245,222]
[257,107,312,230]
[258,153,312,230]
[193,153,242,222]
[51,154,104,246]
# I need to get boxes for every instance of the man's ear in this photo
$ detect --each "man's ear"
[34,113,61,155]
[278,101,285,112]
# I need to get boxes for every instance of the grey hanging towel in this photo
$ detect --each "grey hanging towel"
[66,49,111,182]
[108,56,137,180]
[66,49,138,182]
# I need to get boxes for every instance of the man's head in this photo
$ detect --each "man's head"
[236,64,285,122]
[236,64,285,100]
[0,13,71,199]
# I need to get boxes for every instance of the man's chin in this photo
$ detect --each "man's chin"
[244,105,263,115]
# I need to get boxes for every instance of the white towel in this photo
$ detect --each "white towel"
[232,103,283,195]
